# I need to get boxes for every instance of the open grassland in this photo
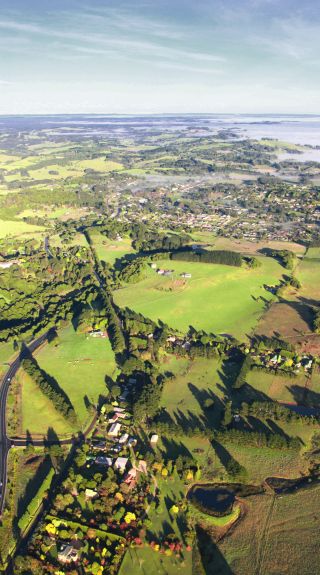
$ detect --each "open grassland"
[120,545,192,575]
[255,247,320,352]
[0,219,45,238]
[245,369,313,405]
[2,154,124,185]
[212,237,306,256]
[50,231,88,248]
[19,370,74,437]
[22,325,118,433]
[223,442,309,483]
[114,257,284,340]
[255,300,314,342]
[159,355,227,428]
[296,247,320,301]
[215,485,320,575]
[246,366,320,414]
[90,232,134,264]
[0,340,16,376]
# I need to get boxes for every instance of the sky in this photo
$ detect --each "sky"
[0,0,319,114]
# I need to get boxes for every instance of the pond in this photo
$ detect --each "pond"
[188,483,265,516]
[189,485,235,514]
[266,475,320,494]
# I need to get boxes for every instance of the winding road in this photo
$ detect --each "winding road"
[0,332,49,515]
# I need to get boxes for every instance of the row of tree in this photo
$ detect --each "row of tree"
[21,352,76,423]
[170,249,242,267]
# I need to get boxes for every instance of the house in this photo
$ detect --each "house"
[150,434,159,445]
[136,459,147,474]
[114,457,129,472]
[127,437,138,447]
[124,467,137,488]
[92,440,106,451]
[0,260,18,269]
[58,544,79,564]
[85,488,98,500]
[157,269,165,275]
[119,433,129,445]
[114,407,125,413]
[151,263,157,269]
[108,422,121,437]
[95,456,113,466]
[108,413,121,423]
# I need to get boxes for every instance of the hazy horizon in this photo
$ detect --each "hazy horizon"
[0,0,320,115]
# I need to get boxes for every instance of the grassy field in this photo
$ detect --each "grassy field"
[20,324,118,435]
[256,246,320,352]
[119,473,192,575]
[90,232,134,264]
[120,545,192,575]
[159,355,228,429]
[0,219,45,238]
[296,247,320,301]
[114,257,284,339]
[214,484,320,575]
[0,340,16,376]
[19,370,74,437]
[212,237,306,256]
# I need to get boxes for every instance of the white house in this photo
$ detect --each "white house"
[150,434,159,445]
[108,422,121,437]
[114,457,129,472]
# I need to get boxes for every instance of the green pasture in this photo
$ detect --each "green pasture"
[20,370,74,436]
[296,247,320,300]
[0,340,16,376]
[114,256,284,340]
[159,355,228,428]
[21,324,118,434]
[0,219,45,238]
[90,232,134,264]
[120,473,192,575]
[216,484,320,575]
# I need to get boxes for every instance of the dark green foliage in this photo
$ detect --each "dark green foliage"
[171,249,242,266]
[99,292,125,353]
[234,354,252,389]
[119,258,147,284]
[313,307,320,334]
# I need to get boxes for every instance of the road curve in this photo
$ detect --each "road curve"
[0,332,49,516]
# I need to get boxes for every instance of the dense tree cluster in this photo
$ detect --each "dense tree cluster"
[171,249,242,267]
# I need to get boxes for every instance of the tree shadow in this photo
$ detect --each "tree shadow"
[16,455,52,518]
[196,525,235,575]
[289,384,320,408]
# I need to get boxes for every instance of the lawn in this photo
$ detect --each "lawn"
[0,340,16,376]
[0,219,45,238]
[119,545,192,575]
[159,355,228,429]
[20,324,118,435]
[119,473,192,575]
[90,232,134,264]
[246,370,309,404]
[296,247,320,301]
[19,370,75,437]
[114,256,284,340]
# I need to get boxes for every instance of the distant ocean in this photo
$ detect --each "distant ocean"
[1,113,320,153]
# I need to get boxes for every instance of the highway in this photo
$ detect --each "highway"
[0,332,49,516]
